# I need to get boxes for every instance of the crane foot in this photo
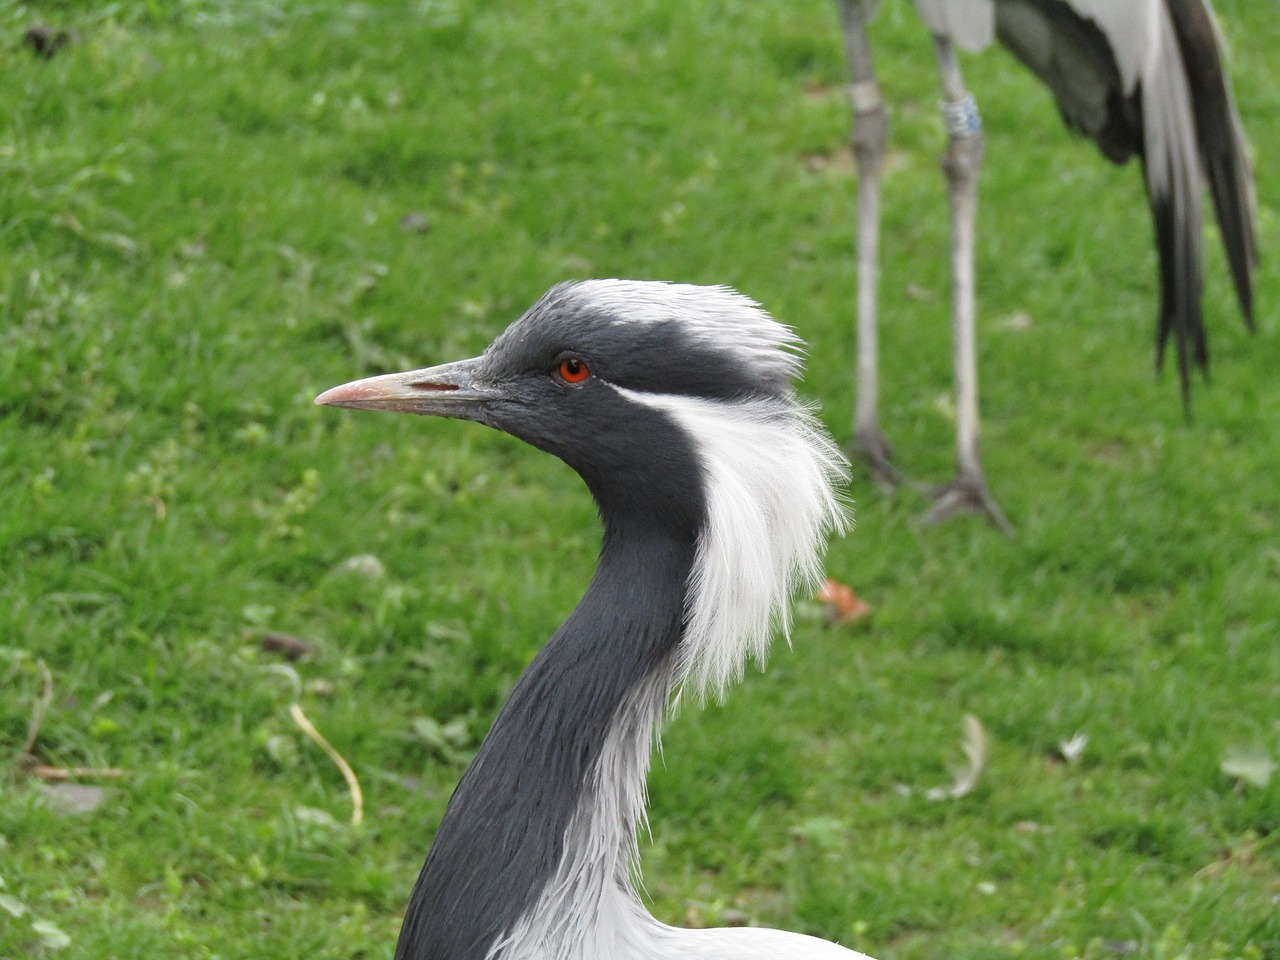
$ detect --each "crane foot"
[851,426,903,490]
[918,475,1014,536]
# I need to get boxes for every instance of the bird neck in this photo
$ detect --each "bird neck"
[396,524,697,960]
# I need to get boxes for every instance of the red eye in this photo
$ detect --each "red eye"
[558,357,590,384]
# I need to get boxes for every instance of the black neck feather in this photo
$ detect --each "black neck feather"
[394,523,698,960]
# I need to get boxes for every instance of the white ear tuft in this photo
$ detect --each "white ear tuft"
[622,390,850,700]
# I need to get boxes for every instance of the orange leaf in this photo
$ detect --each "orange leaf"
[816,578,872,624]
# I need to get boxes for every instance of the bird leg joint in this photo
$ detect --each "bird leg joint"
[849,80,887,165]
[940,95,983,185]
[847,79,882,115]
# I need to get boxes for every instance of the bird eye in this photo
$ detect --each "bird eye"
[557,357,590,384]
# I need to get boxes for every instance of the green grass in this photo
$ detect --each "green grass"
[2,0,1278,957]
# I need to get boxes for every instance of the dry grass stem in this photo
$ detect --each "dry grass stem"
[289,702,364,826]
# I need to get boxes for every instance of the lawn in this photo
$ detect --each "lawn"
[1,0,1278,957]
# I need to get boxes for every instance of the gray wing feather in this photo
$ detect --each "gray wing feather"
[912,0,997,51]
[996,1,1128,148]
[1055,0,1157,89]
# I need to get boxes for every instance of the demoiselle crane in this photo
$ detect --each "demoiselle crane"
[837,0,1257,530]
[317,281,868,960]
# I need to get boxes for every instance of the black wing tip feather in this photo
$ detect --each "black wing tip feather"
[1149,178,1208,418]
[1202,146,1259,332]
[1167,0,1260,333]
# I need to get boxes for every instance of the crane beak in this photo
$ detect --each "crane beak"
[315,356,496,420]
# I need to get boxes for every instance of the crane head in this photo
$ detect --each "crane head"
[315,279,801,416]
[316,280,811,511]
[317,280,848,696]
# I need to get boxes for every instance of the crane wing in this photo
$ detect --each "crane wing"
[995,0,1255,404]
[995,1,1142,161]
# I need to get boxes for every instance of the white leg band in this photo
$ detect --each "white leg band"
[941,94,981,137]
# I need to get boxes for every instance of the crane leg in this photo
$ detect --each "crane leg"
[836,0,901,489]
[921,35,1013,535]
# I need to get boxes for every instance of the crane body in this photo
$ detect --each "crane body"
[318,281,865,960]
[838,0,1257,528]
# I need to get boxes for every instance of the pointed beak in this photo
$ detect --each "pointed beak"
[315,356,497,419]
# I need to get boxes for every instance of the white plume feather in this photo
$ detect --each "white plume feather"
[628,391,850,699]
